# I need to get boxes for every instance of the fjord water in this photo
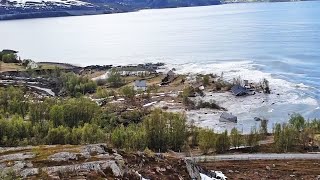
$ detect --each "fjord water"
[1,1,320,128]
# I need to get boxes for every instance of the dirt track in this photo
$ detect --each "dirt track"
[188,153,320,162]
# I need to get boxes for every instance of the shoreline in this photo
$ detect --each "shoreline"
[0,60,303,132]
[1,57,319,133]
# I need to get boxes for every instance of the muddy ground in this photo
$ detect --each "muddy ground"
[200,159,320,179]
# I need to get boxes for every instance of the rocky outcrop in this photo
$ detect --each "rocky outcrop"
[0,152,35,163]
[48,152,78,162]
[43,160,122,177]
[0,144,196,179]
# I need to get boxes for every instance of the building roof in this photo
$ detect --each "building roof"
[219,112,237,123]
[231,85,249,96]
[135,80,147,87]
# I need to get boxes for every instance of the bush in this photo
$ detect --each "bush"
[203,75,210,86]
[121,86,136,101]
[60,72,97,97]
[1,53,18,63]
[96,78,108,86]
[198,128,216,154]
[46,126,69,145]
[107,68,124,88]
[215,130,230,154]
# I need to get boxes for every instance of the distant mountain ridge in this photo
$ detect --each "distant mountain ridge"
[0,0,313,20]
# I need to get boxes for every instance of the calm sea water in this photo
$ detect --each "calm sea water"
[1,1,320,126]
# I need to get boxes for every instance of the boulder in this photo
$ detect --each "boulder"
[20,168,39,178]
[13,161,26,171]
[0,152,35,163]
[80,144,108,158]
[48,152,77,162]
[43,160,123,177]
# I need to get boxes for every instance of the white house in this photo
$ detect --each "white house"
[134,80,147,91]
[27,61,39,69]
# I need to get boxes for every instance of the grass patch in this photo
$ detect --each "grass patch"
[0,63,25,72]
[31,145,81,162]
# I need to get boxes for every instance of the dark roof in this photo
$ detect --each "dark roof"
[231,85,248,96]
[219,112,237,123]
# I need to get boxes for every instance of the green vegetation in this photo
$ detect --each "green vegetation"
[273,113,319,152]
[203,75,210,86]
[0,50,19,63]
[1,83,320,155]
[198,128,216,154]
[121,86,136,101]
[60,72,97,97]
[107,68,124,88]
[0,86,187,152]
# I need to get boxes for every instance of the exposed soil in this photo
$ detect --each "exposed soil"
[200,159,320,180]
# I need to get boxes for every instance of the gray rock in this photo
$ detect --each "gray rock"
[0,163,7,169]
[80,144,108,158]
[95,154,111,159]
[43,160,123,177]
[0,152,35,163]
[13,161,26,171]
[228,170,234,173]
[0,146,33,154]
[48,152,78,162]
[114,153,123,161]
[48,175,61,180]
[20,168,39,178]
[26,162,33,168]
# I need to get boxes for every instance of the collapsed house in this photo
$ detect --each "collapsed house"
[231,85,249,96]
[219,112,237,123]
[161,70,176,85]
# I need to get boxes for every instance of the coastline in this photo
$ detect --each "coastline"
[1,59,319,133]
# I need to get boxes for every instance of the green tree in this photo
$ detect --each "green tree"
[273,123,298,152]
[49,105,64,127]
[230,127,242,148]
[107,68,124,88]
[69,127,83,145]
[289,113,305,131]
[96,87,109,98]
[2,53,17,63]
[215,130,230,154]
[143,109,187,152]
[198,128,216,154]
[81,123,105,144]
[121,86,136,101]
[245,127,260,152]
[46,126,69,145]
[111,125,127,149]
